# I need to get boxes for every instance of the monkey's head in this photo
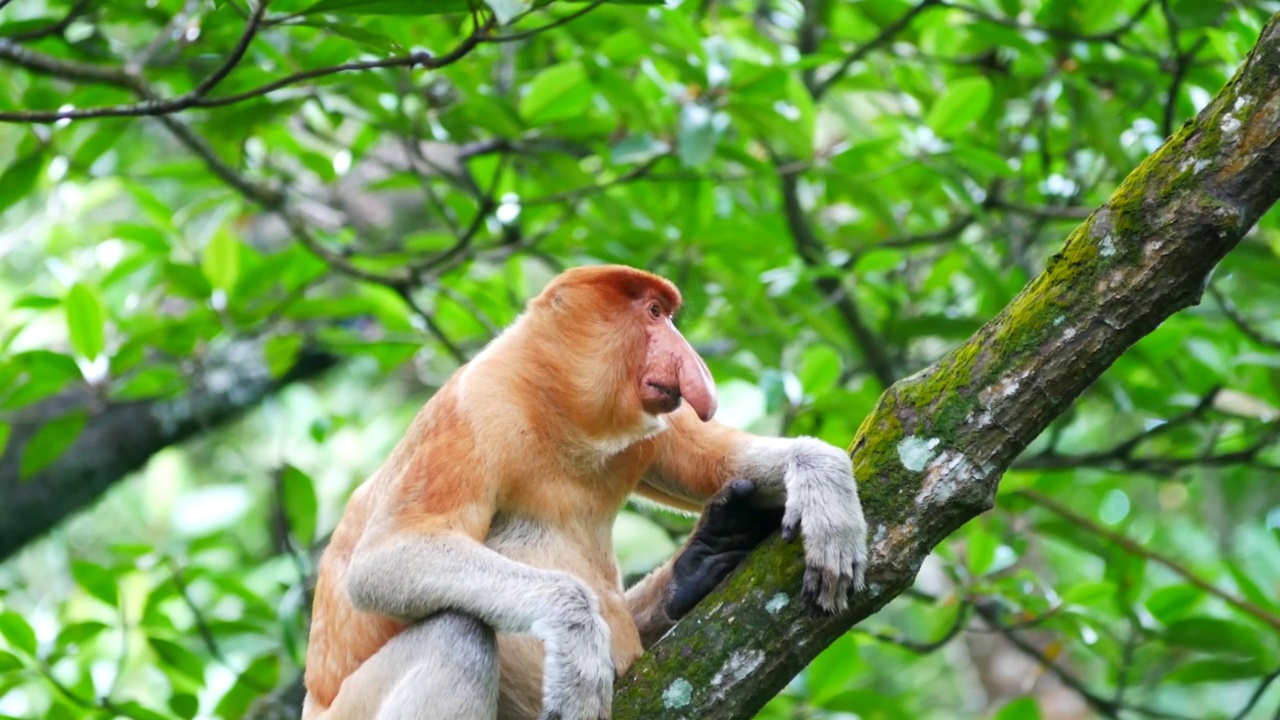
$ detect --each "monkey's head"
[532,265,718,424]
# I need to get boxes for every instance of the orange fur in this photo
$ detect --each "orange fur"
[305,266,768,718]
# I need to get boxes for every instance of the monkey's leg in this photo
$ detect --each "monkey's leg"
[323,612,499,720]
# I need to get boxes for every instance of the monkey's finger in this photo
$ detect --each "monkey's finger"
[724,477,755,501]
[848,559,867,595]
[802,564,849,615]
[698,479,759,531]
[781,519,800,542]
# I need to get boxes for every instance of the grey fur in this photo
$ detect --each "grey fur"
[345,535,614,720]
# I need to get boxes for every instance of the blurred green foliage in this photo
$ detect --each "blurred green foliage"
[1,0,1280,718]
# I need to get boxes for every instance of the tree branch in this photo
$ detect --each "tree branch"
[0,340,336,561]
[613,12,1280,718]
[0,17,491,123]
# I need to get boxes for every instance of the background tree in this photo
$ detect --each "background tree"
[1,1,1279,720]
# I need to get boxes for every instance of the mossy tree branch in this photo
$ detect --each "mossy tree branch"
[613,12,1280,720]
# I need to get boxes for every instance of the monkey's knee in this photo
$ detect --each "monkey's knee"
[376,612,500,720]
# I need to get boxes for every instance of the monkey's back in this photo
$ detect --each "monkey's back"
[303,481,409,708]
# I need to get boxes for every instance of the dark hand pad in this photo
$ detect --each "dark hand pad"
[666,479,784,619]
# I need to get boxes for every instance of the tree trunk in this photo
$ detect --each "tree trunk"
[612,12,1280,719]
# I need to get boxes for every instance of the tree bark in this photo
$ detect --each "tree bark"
[612,12,1280,719]
[0,340,335,561]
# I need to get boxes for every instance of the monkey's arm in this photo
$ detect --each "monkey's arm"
[639,404,869,613]
[345,504,614,719]
[626,479,782,647]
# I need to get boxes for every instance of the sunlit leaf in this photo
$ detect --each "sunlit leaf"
[520,62,594,125]
[64,283,106,360]
[926,77,993,137]
[71,560,119,607]
[0,612,36,656]
[202,230,241,293]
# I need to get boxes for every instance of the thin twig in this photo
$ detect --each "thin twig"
[973,601,1201,720]
[1230,667,1280,720]
[0,19,491,122]
[813,0,944,99]
[1211,285,1280,350]
[486,0,606,43]
[4,0,94,43]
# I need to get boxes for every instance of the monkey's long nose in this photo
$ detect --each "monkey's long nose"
[678,355,718,422]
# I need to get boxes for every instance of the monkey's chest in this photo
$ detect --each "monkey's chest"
[484,513,628,608]
[485,514,644,709]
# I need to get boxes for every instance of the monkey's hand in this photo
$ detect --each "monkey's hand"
[667,479,784,619]
[776,437,868,614]
[534,576,614,720]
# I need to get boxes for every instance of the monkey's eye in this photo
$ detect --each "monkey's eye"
[648,303,662,319]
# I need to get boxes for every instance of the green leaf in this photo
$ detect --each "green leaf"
[1146,584,1203,624]
[112,367,185,400]
[55,621,108,649]
[1166,657,1270,684]
[13,295,61,309]
[20,413,87,479]
[0,611,37,656]
[520,63,594,125]
[202,231,241,293]
[64,283,106,360]
[1163,617,1269,659]
[110,701,171,720]
[113,222,171,253]
[0,424,9,457]
[280,465,319,546]
[0,650,22,671]
[265,334,304,377]
[1062,580,1117,608]
[169,693,199,720]
[995,697,1041,720]
[1227,562,1280,613]
[805,634,860,705]
[797,344,842,395]
[215,653,279,719]
[302,0,470,14]
[148,638,205,683]
[966,521,998,577]
[0,151,45,216]
[926,77,994,137]
[71,560,119,607]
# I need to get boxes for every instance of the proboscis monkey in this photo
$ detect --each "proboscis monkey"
[303,265,868,720]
